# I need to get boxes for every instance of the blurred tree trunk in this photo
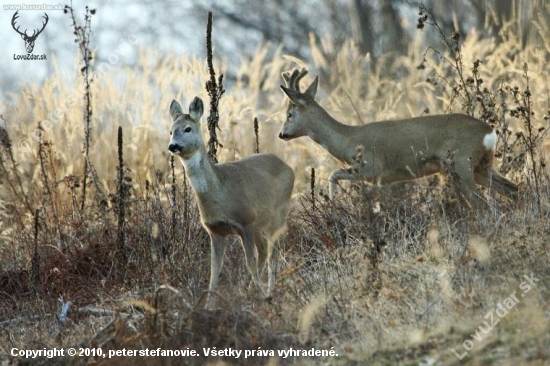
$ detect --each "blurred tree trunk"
[470,0,514,31]
[349,0,375,56]
[380,0,405,53]
[348,0,406,63]
[492,0,514,23]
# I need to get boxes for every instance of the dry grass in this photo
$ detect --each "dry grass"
[1,5,549,366]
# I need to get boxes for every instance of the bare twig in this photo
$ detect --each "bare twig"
[205,11,225,163]
[65,2,95,211]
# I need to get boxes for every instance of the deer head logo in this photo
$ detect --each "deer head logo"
[11,11,49,54]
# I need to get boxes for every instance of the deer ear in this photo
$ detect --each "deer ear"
[189,97,204,121]
[305,76,318,99]
[280,85,307,106]
[170,100,183,120]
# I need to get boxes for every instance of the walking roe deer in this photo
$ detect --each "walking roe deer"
[168,97,294,308]
[279,68,518,207]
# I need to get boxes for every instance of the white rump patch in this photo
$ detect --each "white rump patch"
[483,131,497,151]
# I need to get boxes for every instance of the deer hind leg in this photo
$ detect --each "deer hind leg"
[251,230,282,298]
[455,159,485,208]
[240,226,260,285]
[264,196,291,295]
[474,167,518,200]
[207,233,227,309]
[250,233,281,298]
[267,235,282,295]
[265,221,288,296]
[255,232,268,275]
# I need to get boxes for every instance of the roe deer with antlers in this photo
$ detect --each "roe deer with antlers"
[279,68,518,207]
[168,97,294,308]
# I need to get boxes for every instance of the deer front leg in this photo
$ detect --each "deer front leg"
[329,168,361,199]
[207,233,227,309]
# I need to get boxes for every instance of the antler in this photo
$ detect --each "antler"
[31,13,49,39]
[11,11,26,37]
[12,11,48,40]
[282,68,308,92]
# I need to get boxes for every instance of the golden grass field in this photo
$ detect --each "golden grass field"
[0,5,549,366]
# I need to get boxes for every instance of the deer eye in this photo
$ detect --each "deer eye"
[184,127,192,133]
[287,112,292,119]
[169,131,172,135]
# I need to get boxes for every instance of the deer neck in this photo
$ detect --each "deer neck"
[179,146,220,196]
[307,108,355,163]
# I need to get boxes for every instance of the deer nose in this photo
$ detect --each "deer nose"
[278,132,285,139]
[168,143,181,153]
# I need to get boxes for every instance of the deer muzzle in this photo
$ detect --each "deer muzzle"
[168,143,182,154]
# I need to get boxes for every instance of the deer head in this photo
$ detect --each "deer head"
[279,68,319,140]
[168,97,205,159]
[12,11,49,54]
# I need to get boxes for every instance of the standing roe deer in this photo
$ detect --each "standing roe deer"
[168,97,294,308]
[278,68,518,207]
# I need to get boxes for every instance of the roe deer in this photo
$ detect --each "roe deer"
[168,97,294,308]
[279,68,518,207]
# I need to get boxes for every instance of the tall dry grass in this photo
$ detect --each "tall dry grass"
[0,4,549,365]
